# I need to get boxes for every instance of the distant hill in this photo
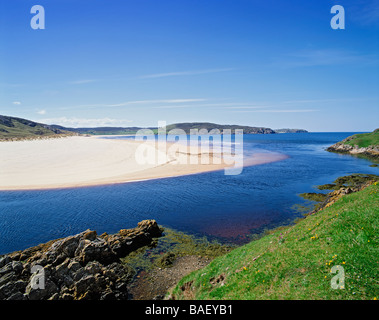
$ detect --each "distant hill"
[0,115,76,141]
[50,125,157,135]
[274,128,308,133]
[0,116,308,140]
[52,122,277,135]
[163,122,276,134]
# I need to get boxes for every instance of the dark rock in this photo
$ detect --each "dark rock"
[84,261,103,275]
[0,256,11,268]
[0,262,13,275]
[0,220,162,300]
[7,292,26,300]
[25,278,59,300]
[68,260,81,273]
[75,238,118,265]
[0,272,17,287]
[11,261,23,274]
[74,275,96,297]
[83,230,97,241]
[100,290,116,300]
[61,293,74,300]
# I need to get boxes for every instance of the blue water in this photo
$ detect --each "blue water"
[0,132,378,255]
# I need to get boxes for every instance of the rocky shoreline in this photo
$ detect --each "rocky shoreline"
[0,220,162,300]
[327,138,379,160]
[301,174,379,215]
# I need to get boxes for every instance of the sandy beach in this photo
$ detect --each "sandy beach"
[0,136,287,191]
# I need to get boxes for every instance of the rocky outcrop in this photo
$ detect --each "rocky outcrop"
[327,134,379,160]
[0,220,162,300]
[327,143,379,158]
[308,179,377,215]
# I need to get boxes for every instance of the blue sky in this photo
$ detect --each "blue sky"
[0,0,378,131]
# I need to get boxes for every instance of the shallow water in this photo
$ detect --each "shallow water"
[0,132,377,254]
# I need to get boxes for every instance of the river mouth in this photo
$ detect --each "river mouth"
[1,132,378,255]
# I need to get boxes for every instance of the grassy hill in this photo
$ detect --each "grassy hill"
[0,115,75,141]
[343,129,379,148]
[171,180,379,300]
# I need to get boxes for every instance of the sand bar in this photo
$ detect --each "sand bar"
[0,136,287,191]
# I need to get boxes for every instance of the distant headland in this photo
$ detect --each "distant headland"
[0,115,308,140]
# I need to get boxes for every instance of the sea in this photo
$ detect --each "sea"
[0,132,378,255]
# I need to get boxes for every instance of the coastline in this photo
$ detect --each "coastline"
[326,130,379,161]
[0,135,287,191]
[0,174,377,300]
[327,144,379,161]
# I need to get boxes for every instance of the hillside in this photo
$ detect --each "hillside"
[0,115,76,141]
[171,178,379,300]
[0,115,307,138]
[163,122,275,134]
[50,125,157,135]
[327,129,379,160]
[53,122,276,135]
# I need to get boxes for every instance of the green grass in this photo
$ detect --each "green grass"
[344,130,379,148]
[171,183,379,300]
[0,115,74,140]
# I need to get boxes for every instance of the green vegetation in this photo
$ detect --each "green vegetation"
[121,228,233,275]
[0,115,74,140]
[171,182,379,300]
[344,129,379,148]
[317,174,379,191]
[299,192,328,202]
[327,129,379,161]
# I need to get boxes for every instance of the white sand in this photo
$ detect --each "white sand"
[0,136,287,190]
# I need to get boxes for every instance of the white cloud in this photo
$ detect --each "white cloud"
[12,101,21,105]
[58,99,208,110]
[69,79,98,85]
[37,109,46,115]
[233,109,318,113]
[153,103,268,109]
[39,117,133,128]
[139,68,235,79]
[274,49,379,68]
[106,98,207,107]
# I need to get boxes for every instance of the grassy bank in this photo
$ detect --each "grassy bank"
[171,182,379,300]
[326,129,379,161]
[344,129,379,148]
